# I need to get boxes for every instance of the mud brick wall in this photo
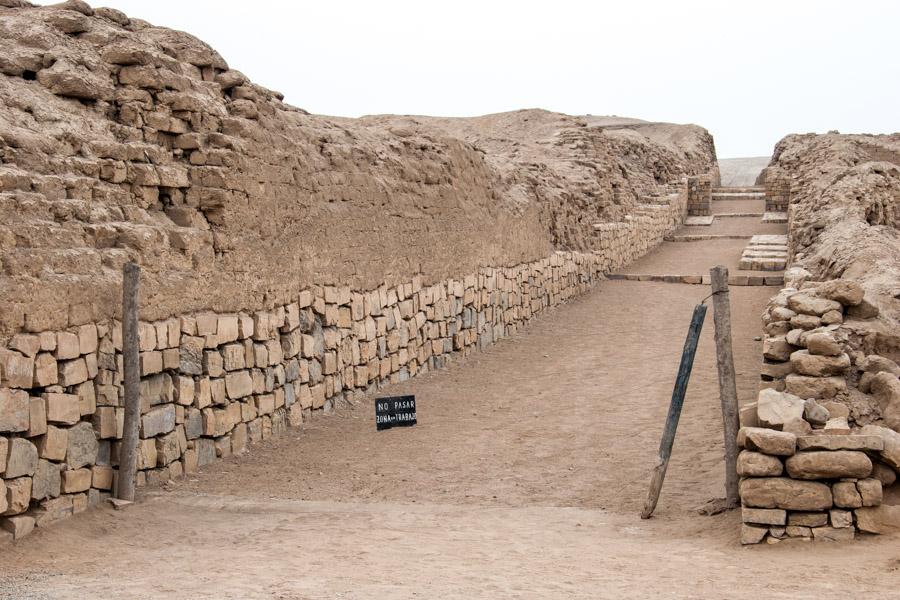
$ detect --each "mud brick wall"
[739,275,900,544]
[0,0,718,543]
[1,251,612,538]
[686,175,711,216]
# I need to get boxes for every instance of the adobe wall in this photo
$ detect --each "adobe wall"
[0,1,720,540]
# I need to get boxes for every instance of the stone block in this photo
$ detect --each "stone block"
[787,512,828,527]
[58,358,89,386]
[217,315,240,344]
[737,427,796,456]
[31,458,61,501]
[92,406,120,439]
[742,507,786,526]
[736,450,783,477]
[184,408,202,440]
[0,388,30,432]
[740,477,832,511]
[66,422,99,469]
[30,495,73,527]
[1,515,35,540]
[37,425,68,461]
[784,374,846,399]
[225,371,253,399]
[796,435,882,452]
[756,389,804,430]
[857,478,882,507]
[787,293,841,316]
[75,381,96,416]
[231,422,248,454]
[203,350,224,377]
[1,350,35,388]
[78,324,98,355]
[43,393,80,426]
[155,431,181,466]
[740,524,768,545]
[141,404,176,438]
[3,477,32,516]
[56,332,80,360]
[92,465,114,490]
[61,468,92,493]
[140,351,163,376]
[174,375,194,406]
[805,333,841,357]
[182,448,198,474]
[5,438,38,478]
[832,481,863,509]
[179,336,204,375]
[10,334,40,358]
[138,438,157,470]
[860,425,900,470]
[33,353,58,387]
[195,437,216,466]
[785,450,872,480]
[222,344,245,371]
[811,526,854,542]
[855,505,900,534]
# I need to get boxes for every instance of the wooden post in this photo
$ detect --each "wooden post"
[116,262,141,501]
[710,265,741,508]
[641,303,707,519]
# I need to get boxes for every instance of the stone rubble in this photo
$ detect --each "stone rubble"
[741,276,900,544]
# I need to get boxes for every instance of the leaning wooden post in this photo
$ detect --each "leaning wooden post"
[116,262,141,501]
[710,265,741,508]
[641,302,707,519]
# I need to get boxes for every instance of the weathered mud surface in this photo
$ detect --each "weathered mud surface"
[0,0,715,337]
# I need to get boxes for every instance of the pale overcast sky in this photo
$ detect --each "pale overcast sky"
[38,0,900,157]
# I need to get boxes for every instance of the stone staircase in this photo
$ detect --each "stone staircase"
[738,234,788,271]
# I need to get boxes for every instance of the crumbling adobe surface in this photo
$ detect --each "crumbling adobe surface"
[356,112,716,250]
[765,133,900,359]
[0,0,715,338]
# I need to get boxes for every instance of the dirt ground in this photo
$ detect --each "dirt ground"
[3,279,899,599]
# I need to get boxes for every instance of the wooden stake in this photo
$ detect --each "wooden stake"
[641,302,707,519]
[710,265,740,508]
[116,262,141,501]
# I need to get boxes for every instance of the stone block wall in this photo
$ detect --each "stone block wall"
[686,175,711,216]
[593,188,688,272]
[0,250,610,541]
[739,274,900,544]
[762,166,791,213]
[0,168,702,541]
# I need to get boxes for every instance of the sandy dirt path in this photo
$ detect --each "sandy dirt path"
[2,281,898,598]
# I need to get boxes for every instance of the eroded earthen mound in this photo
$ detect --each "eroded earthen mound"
[0,0,715,337]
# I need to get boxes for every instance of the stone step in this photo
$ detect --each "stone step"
[711,193,766,202]
[665,234,753,242]
[684,215,715,226]
[742,249,788,259]
[751,234,788,243]
[606,273,783,286]
[762,212,788,223]
[738,258,787,271]
[713,212,765,218]
[712,187,765,194]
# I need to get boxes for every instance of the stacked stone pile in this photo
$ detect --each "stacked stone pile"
[740,272,900,543]
[0,252,602,542]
